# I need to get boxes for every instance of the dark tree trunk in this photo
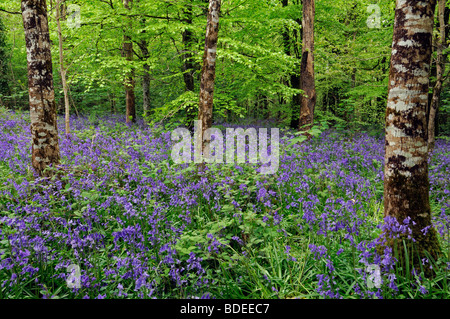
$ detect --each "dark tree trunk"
[299,0,316,131]
[384,0,440,276]
[110,92,116,114]
[21,0,61,177]
[123,0,136,124]
[182,7,195,93]
[260,95,270,120]
[140,39,151,118]
[0,17,10,100]
[281,0,303,129]
[182,28,195,92]
[290,71,301,128]
[56,0,70,136]
[182,2,199,129]
[429,0,448,153]
[198,0,221,161]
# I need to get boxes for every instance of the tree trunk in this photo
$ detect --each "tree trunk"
[123,0,136,124]
[56,0,70,136]
[384,0,440,276]
[281,0,303,129]
[0,17,9,100]
[21,0,61,177]
[261,95,270,120]
[299,0,316,131]
[182,8,195,92]
[197,0,221,162]
[110,92,116,114]
[182,2,199,129]
[428,0,447,153]
[140,39,151,118]
[182,29,195,93]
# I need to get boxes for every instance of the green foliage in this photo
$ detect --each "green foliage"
[1,0,448,137]
[212,92,247,121]
[314,0,394,127]
[148,91,197,129]
[149,90,246,130]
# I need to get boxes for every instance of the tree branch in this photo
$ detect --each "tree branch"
[0,7,21,15]
[98,0,114,9]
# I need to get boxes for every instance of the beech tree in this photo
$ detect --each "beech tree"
[281,0,302,130]
[21,0,61,177]
[136,0,150,118]
[384,0,440,274]
[299,0,316,131]
[0,17,9,100]
[182,2,198,129]
[182,2,196,93]
[197,0,221,161]
[139,38,151,118]
[428,0,448,153]
[55,0,70,136]
[123,0,136,123]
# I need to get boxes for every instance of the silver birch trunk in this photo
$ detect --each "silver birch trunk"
[384,0,441,276]
[21,0,61,177]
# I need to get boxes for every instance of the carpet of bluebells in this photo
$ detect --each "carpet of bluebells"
[0,111,449,299]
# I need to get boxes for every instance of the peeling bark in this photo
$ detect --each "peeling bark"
[21,0,61,177]
[123,0,136,124]
[299,0,316,131]
[384,0,440,276]
[198,0,221,162]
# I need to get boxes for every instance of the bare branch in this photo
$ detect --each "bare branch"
[0,7,21,15]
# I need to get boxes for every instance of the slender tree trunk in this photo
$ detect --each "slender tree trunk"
[299,0,316,131]
[140,39,151,118]
[198,0,221,162]
[291,71,301,125]
[56,0,70,136]
[182,30,195,93]
[0,18,10,100]
[21,0,60,177]
[261,95,270,119]
[384,0,440,276]
[110,92,116,114]
[429,0,447,153]
[281,0,303,129]
[7,24,17,109]
[182,6,195,92]
[123,0,136,123]
[182,2,199,129]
